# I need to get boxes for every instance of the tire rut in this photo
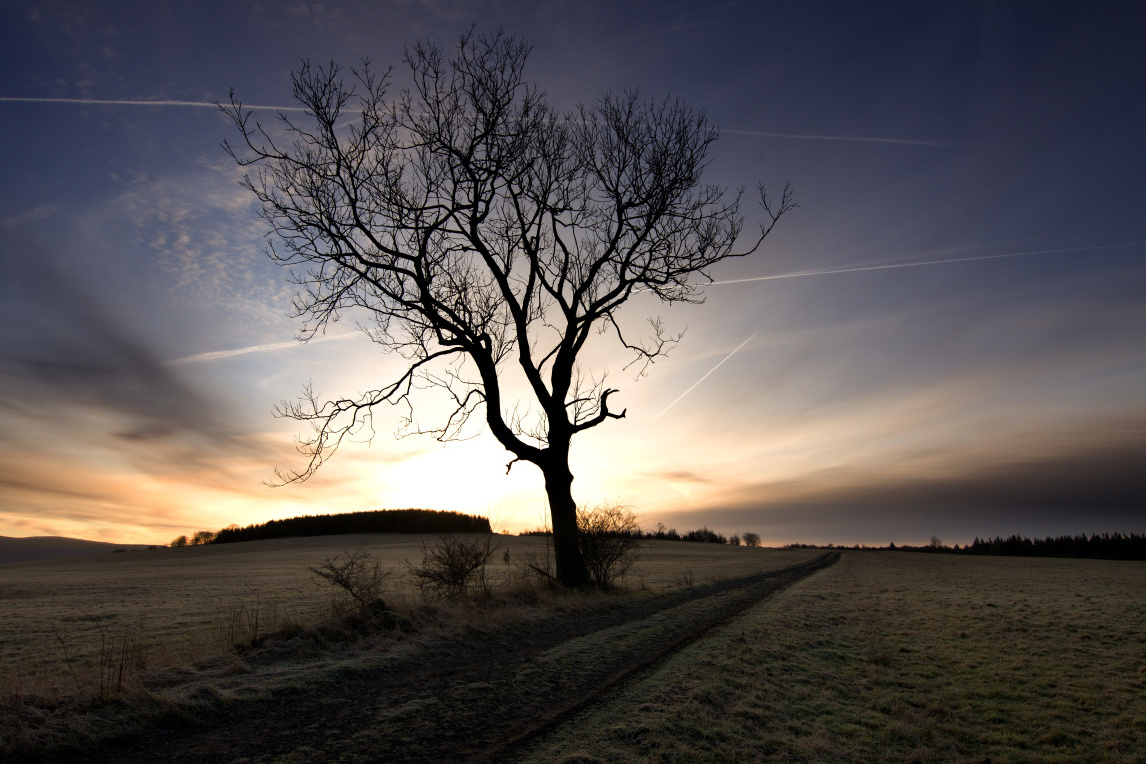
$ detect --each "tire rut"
[52,552,838,764]
[474,551,840,764]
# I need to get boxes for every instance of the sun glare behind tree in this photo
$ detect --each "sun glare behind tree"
[221,30,794,586]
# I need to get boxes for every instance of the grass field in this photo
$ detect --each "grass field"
[5,541,1144,761]
[521,551,1146,763]
[0,533,809,693]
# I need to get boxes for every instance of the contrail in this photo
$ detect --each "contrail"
[167,332,358,365]
[722,128,976,147]
[709,242,1146,287]
[0,99,981,147]
[0,96,308,112]
[639,239,1144,429]
[645,331,760,427]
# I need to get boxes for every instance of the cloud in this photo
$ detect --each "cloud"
[0,204,60,228]
[642,470,713,484]
[18,0,122,96]
[706,242,1146,287]
[722,128,976,148]
[0,439,298,542]
[672,422,1146,543]
[74,162,296,341]
[0,233,245,450]
[0,96,307,112]
[623,1,744,42]
[801,432,1146,510]
[168,332,358,365]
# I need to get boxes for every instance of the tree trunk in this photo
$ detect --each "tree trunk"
[542,461,591,587]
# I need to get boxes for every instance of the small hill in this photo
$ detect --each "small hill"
[0,536,149,565]
[209,508,492,545]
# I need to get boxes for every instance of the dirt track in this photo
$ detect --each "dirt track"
[55,552,839,764]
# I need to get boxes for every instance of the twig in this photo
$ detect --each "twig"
[52,624,84,697]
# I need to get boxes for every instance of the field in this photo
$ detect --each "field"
[3,542,1145,762]
[0,534,810,692]
[521,551,1146,763]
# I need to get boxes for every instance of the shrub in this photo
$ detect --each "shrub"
[169,535,189,547]
[577,502,641,590]
[683,526,727,544]
[189,530,216,546]
[408,534,498,598]
[308,545,392,616]
[729,534,741,546]
[743,532,761,547]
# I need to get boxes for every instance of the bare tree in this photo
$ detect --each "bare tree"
[222,30,794,587]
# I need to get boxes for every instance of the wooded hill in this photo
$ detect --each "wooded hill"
[206,509,491,545]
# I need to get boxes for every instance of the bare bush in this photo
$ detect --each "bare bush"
[409,534,498,598]
[217,598,280,649]
[514,550,557,588]
[743,532,761,547]
[577,503,642,590]
[308,545,392,616]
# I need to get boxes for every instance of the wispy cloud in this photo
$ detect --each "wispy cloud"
[0,205,60,227]
[0,233,237,445]
[0,100,977,151]
[0,96,307,112]
[722,128,978,147]
[642,470,714,484]
[717,420,1146,511]
[168,332,358,365]
[641,413,1146,543]
[87,166,290,328]
[624,0,744,42]
[709,242,1146,287]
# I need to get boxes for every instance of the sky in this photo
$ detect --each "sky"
[1,0,1144,546]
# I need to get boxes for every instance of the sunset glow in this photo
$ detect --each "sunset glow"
[1,2,1143,546]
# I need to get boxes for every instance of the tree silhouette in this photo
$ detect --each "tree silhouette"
[222,30,793,586]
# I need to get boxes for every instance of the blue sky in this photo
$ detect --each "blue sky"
[1,0,1144,544]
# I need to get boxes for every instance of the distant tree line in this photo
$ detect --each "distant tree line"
[956,532,1146,560]
[519,524,762,547]
[782,532,1146,561]
[169,509,491,547]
